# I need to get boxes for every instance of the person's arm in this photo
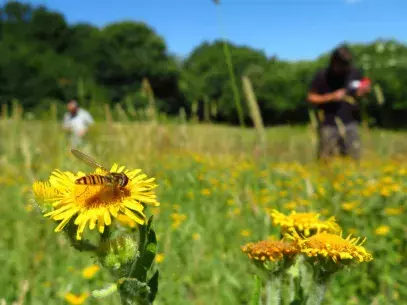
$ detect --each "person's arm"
[307,72,345,104]
[78,111,94,136]
[308,89,346,104]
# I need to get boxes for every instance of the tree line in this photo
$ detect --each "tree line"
[1,1,407,127]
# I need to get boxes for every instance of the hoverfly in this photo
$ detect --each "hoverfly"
[71,149,129,188]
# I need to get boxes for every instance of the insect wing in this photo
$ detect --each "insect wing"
[71,149,110,173]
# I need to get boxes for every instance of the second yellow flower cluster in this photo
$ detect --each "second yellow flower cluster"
[242,209,373,269]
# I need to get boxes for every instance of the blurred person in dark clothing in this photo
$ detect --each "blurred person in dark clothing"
[307,45,371,161]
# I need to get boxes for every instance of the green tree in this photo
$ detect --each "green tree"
[96,21,181,109]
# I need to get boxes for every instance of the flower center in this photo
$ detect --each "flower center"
[74,184,131,209]
[306,233,351,249]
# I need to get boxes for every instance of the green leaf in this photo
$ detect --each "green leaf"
[250,274,262,305]
[117,277,150,301]
[146,215,154,232]
[130,220,157,281]
[148,270,159,303]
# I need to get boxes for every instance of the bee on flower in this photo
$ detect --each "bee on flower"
[32,150,159,240]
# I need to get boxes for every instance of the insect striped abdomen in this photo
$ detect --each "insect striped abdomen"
[75,175,108,185]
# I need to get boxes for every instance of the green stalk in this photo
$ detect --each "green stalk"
[213,0,245,127]
[266,271,282,305]
[222,40,245,127]
[305,279,327,305]
[281,272,295,305]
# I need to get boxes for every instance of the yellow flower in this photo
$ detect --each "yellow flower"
[33,164,159,240]
[240,229,251,237]
[241,240,299,262]
[283,201,297,210]
[209,178,219,186]
[317,187,326,196]
[171,213,186,229]
[341,201,359,212]
[228,208,241,217]
[64,292,89,305]
[82,264,100,279]
[192,233,201,241]
[375,225,390,236]
[380,187,391,197]
[270,210,341,237]
[384,207,403,216]
[381,176,393,184]
[279,190,288,197]
[201,188,211,196]
[226,198,235,205]
[291,232,373,264]
[155,253,165,263]
[320,208,330,216]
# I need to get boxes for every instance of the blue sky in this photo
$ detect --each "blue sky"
[8,0,407,61]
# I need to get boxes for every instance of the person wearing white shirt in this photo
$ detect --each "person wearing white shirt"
[63,100,94,148]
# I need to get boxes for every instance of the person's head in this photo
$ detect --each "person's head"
[67,100,79,114]
[329,45,353,77]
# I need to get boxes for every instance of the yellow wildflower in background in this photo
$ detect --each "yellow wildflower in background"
[171,213,187,229]
[241,240,298,262]
[32,164,159,240]
[341,201,359,212]
[270,210,341,237]
[155,253,165,264]
[375,225,390,236]
[240,229,251,237]
[172,204,181,212]
[291,232,373,264]
[227,199,235,205]
[64,292,89,305]
[201,188,211,196]
[384,207,403,216]
[82,264,100,279]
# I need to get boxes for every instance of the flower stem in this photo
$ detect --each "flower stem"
[281,272,295,305]
[306,278,327,305]
[266,271,282,305]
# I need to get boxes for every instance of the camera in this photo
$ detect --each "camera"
[346,77,371,96]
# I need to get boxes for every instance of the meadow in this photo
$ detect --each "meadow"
[1,111,407,305]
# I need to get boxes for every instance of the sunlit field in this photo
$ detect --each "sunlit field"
[1,114,407,305]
